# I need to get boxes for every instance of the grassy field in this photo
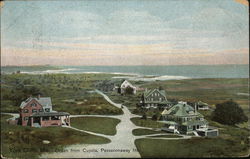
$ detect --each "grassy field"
[109,78,249,128]
[141,78,249,110]
[1,73,123,115]
[135,116,249,158]
[132,128,163,136]
[135,136,249,158]
[131,117,164,129]
[1,114,110,159]
[71,117,120,135]
[1,72,249,158]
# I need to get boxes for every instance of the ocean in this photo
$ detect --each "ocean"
[1,65,249,80]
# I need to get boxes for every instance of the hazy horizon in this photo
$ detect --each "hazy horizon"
[1,64,249,67]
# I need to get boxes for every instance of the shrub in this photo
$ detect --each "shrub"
[141,114,147,120]
[152,114,158,121]
[212,100,248,125]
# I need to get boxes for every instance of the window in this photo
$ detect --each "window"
[32,109,37,113]
[31,103,37,107]
[23,109,29,113]
[24,117,29,120]
[39,109,43,112]
[45,108,50,112]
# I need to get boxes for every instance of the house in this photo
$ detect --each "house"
[118,80,137,94]
[140,88,172,108]
[19,95,70,127]
[160,101,218,137]
[196,101,210,110]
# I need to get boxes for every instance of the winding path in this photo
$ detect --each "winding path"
[2,91,191,158]
[41,90,142,158]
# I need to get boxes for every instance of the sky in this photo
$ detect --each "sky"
[1,0,249,66]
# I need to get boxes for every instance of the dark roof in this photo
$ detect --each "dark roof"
[31,112,70,117]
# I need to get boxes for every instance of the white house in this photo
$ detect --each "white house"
[119,80,137,94]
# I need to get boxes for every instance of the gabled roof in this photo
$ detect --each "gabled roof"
[121,80,136,88]
[144,89,166,98]
[162,102,203,117]
[20,97,52,109]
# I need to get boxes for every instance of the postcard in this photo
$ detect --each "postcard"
[1,0,249,158]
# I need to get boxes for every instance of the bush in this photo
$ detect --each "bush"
[152,114,158,121]
[141,114,147,120]
[212,100,248,125]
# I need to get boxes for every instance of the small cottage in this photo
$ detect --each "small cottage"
[160,101,218,136]
[141,89,172,108]
[118,80,137,94]
[196,101,210,110]
[19,95,70,127]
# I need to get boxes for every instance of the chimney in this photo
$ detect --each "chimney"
[194,103,197,113]
[38,94,41,100]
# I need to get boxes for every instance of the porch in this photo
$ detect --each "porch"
[30,112,70,127]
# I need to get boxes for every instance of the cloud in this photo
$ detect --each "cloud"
[2,45,248,66]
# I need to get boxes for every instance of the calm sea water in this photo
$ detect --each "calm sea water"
[60,65,249,78]
[2,65,249,79]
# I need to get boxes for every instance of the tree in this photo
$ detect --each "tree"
[159,115,163,121]
[141,113,147,120]
[159,86,164,90]
[152,114,158,121]
[212,100,248,125]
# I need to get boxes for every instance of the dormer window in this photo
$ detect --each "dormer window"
[31,103,37,107]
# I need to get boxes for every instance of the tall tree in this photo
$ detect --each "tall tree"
[212,100,248,125]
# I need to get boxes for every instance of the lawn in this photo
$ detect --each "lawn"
[1,115,110,159]
[71,117,121,135]
[135,136,249,158]
[132,128,163,136]
[135,138,248,158]
[130,117,164,129]
[135,117,249,158]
